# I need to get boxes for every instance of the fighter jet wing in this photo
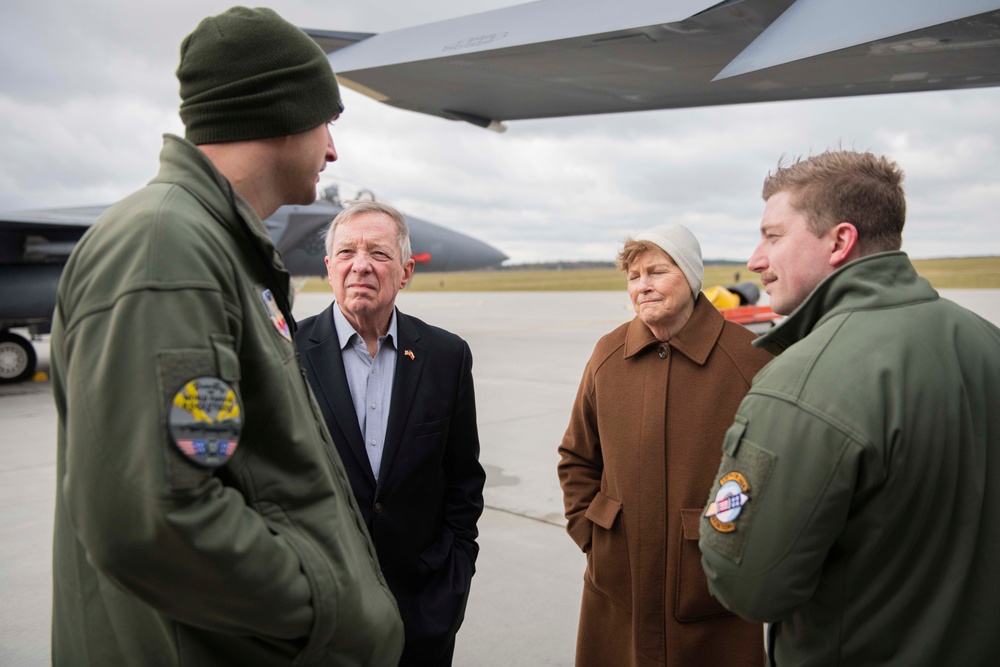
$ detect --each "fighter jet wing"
[305,0,1000,127]
[0,206,102,263]
[0,199,506,273]
[0,206,105,234]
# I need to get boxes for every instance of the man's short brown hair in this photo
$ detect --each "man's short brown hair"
[762,150,906,254]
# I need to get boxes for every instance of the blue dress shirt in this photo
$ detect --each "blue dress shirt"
[332,302,397,480]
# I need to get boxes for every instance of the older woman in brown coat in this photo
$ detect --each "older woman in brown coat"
[558,223,772,667]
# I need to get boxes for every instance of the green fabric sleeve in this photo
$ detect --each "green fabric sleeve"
[699,394,865,622]
[60,284,314,639]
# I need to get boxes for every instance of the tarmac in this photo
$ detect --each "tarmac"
[3,288,999,666]
[0,291,639,666]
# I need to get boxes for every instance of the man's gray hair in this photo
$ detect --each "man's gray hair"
[324,200,412,262]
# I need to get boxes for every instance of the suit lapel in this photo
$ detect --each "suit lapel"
[379,311,425,493]
[304,304,375,486]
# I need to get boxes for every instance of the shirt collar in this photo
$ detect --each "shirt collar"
[332,301,397,351]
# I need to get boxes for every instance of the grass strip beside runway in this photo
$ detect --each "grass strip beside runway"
[298,256,1000,292]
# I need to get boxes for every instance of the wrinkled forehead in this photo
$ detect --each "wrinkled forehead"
[332,212,398,246]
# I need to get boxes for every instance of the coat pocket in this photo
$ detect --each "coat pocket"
[584,491,632,609]
[675,508,733,622]
[412,416,451,437]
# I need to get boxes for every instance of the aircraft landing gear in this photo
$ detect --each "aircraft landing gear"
[0,331,37,384]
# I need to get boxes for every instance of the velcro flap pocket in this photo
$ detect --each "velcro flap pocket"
[585,491,622,530]
[722,414,748,457]
[211,334,240,383]
[701,437,776,565]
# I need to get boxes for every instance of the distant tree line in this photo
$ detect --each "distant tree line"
[497,259,745,271]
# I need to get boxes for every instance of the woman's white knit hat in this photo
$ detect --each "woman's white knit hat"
[634,223,704,298]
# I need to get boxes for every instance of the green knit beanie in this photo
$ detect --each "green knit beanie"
[177,6,344,144]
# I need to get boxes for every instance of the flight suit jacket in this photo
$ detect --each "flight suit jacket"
[700,252,1000,666]
[50,134,403,666]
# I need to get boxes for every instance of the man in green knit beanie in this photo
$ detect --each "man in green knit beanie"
[50,7,404,666]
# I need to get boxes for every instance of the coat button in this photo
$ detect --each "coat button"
[658,345,667,359]
[374,502,383,513]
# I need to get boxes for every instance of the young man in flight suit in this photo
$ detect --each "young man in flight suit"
[700,150,1000,666]
[50,8,403,665]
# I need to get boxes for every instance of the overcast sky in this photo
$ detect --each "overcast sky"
[2,0,998,264]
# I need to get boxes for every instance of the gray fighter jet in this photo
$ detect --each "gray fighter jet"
[0,184,506,383]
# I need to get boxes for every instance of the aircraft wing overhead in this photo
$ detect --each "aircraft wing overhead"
[299,29,375,56]
[717,0,1000,79]
[312,0,1000,125]
[320,0,721,72]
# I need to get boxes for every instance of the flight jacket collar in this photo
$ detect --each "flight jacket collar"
[151,133,294,323]
[755,251,939,356]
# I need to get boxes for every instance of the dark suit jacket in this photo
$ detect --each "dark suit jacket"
[295,303,486,665]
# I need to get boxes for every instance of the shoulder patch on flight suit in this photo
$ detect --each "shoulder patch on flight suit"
[167,376,242,468]
[701,416,775,563]
[705,471,751,532]
[156,352,243,489]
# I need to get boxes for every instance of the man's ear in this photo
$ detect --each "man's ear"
[400,258,416,288]
[324,255,335,289]
[829,222,859,268]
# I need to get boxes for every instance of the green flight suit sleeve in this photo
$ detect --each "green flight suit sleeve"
[698,394,871,623]
[58,279,316,641]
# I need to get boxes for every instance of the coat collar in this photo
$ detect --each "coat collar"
[307,300,338,344]
[331,301,399,352]
[755,252,938,356]
[379,311,424,493]
[151,134,294,326]
[305,303,371,483]
[623,294,724,365]
[151,135,278,255]
[306,304,426,493]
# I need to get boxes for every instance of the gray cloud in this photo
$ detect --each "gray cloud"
[2,0,998,264]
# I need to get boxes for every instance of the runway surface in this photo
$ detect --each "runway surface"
[2,288,998,665]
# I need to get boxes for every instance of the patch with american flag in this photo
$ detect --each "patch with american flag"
[167,376,243,468]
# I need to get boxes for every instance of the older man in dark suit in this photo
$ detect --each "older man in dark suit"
[295,200,486,666]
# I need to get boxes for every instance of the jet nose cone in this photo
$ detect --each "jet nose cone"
[469,241,508,269]
[445,235,507,271]
[407,214,507,272]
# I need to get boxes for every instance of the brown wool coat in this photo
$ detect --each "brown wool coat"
[558,296,773,667]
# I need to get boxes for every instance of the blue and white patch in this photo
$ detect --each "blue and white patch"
[705,471,751,533]
[260,288,291,341]
[168,376,242,468]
